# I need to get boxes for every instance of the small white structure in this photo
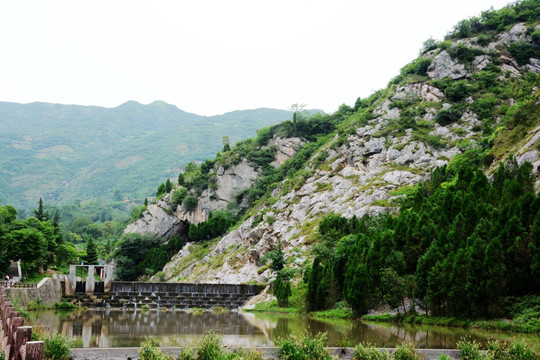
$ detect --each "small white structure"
[66,265,113,295]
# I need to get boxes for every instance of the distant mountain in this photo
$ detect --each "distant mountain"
[0,101,308,210]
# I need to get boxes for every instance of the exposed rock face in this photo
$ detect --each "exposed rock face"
[268,137,304,167]
[393,84,445,103]
[429,50,467,79]
[125,158,261,237]
[124,194,186,238]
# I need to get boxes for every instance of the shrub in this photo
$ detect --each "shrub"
[447,44,484,64]
[139,338,174,360]
[54,299,77,310]
[508,40,540,65]
[392,343,422,360]
[436,108,462,126]
[444,80,470,102]
[276,332,333,360]
[507,341,539,360]
[172,188,187,206]
[44,334,71,360]
[457,339,482,360]
[183,196,198,211]
[353,343,390,360]
[420,38,439,54]
[196,333,224,360]
[401,57,432,76]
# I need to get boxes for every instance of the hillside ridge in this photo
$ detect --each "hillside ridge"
[125,15,540,289]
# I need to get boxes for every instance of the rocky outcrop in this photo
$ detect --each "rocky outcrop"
[268,137,304,167]
[124,194,185,238]
[124,158,262,237]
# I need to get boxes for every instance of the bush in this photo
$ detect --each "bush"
[183,196,198,211]
[508,40,540,65]
[444,80,470,102]
[139,338,174,360]
[54,299,77,310]
[392,343,422,360]
[435,108,462,126]
[447,44,484,64]
[400,57,432,76]
[172,188,188,207]
[276,332,333,360]
[353,343,390,360]
[44,334,71,360]
[457,339,482,360]
[507,341,539,360]
[195,333,223,360]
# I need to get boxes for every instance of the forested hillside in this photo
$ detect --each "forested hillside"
[0,100,296,211]
[1,0,539,328]
[120,0,540,324]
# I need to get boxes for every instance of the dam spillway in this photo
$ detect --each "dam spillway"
[68,281,263,310]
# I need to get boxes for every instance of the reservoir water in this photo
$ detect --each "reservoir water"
[29,309,540,349]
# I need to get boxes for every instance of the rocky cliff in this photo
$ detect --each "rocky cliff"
[124,137,304,238]
[151,22,540,286]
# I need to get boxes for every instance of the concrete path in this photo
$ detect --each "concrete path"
[71,346,462,359]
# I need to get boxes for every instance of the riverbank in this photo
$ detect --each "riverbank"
[70,346,463,360]
[362,313,540,334]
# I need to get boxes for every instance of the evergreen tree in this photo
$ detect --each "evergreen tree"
[273,271,291,307]
[271,240,285,272]
[156,183,166,197]
[165,178,173,193]
[33,198,49,221]
[85,238,98,265]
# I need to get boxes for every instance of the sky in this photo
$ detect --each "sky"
[0,0,512,116]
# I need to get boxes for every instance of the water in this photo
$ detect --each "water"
[28,309,540,349]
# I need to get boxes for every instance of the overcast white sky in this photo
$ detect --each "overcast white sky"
[0,0,511,116]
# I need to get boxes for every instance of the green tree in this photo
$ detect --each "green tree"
[222,135,231,152]
[271,240,285,272]
[6,227,47,276]
[165,178,173,193]
[274,270,292,307]
[156,183,166,197]
[85,238,98,265]
[33,197,49,221]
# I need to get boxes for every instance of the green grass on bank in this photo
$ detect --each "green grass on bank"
[244,299,297,314]
[362,313,540,334]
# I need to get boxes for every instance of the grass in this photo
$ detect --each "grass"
[244,299,298,314]
[312,307,353,319]
[361,312,540,334]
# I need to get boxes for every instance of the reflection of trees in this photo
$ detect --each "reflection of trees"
[273,318,290,340]
[31,310,534,349]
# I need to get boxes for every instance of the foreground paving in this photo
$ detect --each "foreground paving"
[71,346,463,359]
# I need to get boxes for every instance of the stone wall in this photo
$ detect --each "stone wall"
[6,278,62,308]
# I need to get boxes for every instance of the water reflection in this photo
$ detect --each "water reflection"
[29,310,540,349]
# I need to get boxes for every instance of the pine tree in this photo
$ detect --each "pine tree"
[274,271,291,307]
[270,240,285,272]
[85,238,98,265]
[165,178,173,193]
[33,198,49,221]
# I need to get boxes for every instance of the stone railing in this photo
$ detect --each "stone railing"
[0,282,37,289]
[0,285,43,360]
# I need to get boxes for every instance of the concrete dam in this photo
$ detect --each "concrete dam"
[69,281,263,310]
